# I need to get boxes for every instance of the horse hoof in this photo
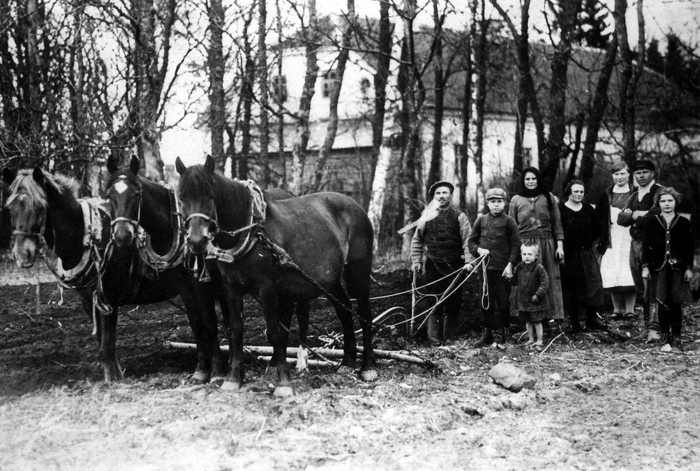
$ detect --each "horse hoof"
[359,369,378,382]
[220,381,243,391]
[336,365,354,375]
[273,385,294,397]
[210,376,225,387]
[189,371,210,385]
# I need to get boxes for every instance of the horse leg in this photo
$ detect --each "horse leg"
[100,307,123,382]
[327,284,358,374]
[220,281,245,390]
[184,276,220,385]
[261,288,293,397]
[295,300,310,372]
[345,262,378,382]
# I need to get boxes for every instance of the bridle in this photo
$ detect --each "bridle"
[109,185,142,239]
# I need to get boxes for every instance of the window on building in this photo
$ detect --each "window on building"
[322,69,337,98]
[271,75,288,103]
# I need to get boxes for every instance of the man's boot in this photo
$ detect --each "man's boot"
[473,328,493,348]
[442,313,459,341]
[586,308,606,330]
[426,314,442,346]
[671,323,683,350]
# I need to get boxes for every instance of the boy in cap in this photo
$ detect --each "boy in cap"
[467,187,521,347]
[411,181,473,346]
[618,159,663,341]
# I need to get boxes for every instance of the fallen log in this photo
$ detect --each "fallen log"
[166,342,430,366]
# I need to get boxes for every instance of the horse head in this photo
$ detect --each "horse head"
[105,155,142,249]
[3,167,48,268]
[175,155,219,255]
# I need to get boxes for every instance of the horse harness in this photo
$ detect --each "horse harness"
[110,180,187,272]
[188,181,362,323]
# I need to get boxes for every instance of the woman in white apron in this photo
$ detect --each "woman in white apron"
[596,161,636,319]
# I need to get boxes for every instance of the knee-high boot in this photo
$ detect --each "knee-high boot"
[426,313,442,346]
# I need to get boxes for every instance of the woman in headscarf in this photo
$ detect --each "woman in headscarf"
[596,161,636,319]
[508,167,565,322]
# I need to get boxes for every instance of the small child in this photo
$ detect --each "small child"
[467,187,521,347]
[513,242,550,347]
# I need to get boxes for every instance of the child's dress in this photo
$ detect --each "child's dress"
[514,262,550,322]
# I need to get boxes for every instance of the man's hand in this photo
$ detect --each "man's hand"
[641,266,650,279]
[684,269,693,283]
[477,247,490,257]
[464,262,474,272]
[531,295,540,303]
[632,210,648,221]
[502,264,513,280]
[412,262,423,273]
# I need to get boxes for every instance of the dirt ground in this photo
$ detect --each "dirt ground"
[1,270,700,471]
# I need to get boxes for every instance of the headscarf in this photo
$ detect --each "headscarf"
[519,166,554,212]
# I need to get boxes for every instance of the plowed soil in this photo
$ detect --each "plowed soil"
[1,270,699,471]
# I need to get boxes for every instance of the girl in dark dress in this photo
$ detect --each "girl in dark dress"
[641,187,694,350]
[560,180,605,332]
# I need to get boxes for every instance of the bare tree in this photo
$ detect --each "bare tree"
[614,0,645,167]
[541,0,582,188]
[258,0,271,187]
[287,0,320,195]
[209,0,226,169]
[579,33,618,185]
[312,0,356,192]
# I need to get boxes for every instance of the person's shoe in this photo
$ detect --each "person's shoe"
[473,328,493,348]
[646,329,661,342]
[611,312,624,320]
[624,312,638,320]
[426,315,442,347]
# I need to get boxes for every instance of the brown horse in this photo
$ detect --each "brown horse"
[175,155,377,396]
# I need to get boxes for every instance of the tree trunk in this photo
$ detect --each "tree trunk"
[312,0,355,192]
[68,0,87,167]
[366,0,397,251]
[399,0,423,257]
[208,0,226,170]
[257,0,270,187]
[615,0,645,168]
[579,33,618,185]
[25,0,43,161]
[427,0,445,192]
[132,0,165,181]
[459,30,472,210]
[275,0,286,187]
[288,0,319,195]
[239,10,256,179]
[541,0,582,190]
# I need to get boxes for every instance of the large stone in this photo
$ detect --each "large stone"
[488,363,537,392]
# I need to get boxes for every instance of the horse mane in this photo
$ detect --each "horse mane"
[5,169,81,212]
[179,165,251,227]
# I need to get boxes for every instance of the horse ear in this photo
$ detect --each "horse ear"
[2,167,16,185]
[175,157,186,175]
[106,154,119,174]
[129,155,140,175]
[204,155,216,173]
[32,167,44,184]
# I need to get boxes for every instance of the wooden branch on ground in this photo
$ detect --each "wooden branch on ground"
[166,342,430,366]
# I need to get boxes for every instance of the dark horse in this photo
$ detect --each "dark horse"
[175,156,377,396]
[2,166,220,383]
[105,155,312,375]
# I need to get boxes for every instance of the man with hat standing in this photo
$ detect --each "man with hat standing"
[618,159,663,341]
[411,181,473,346]
[468,187,521,347]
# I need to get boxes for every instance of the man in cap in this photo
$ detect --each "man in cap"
[411,181,473,346]
[467,187,521,347]
[618,159,663,341]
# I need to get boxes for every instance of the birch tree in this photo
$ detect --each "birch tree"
[366,0,397,252]
[258,0,271,187]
